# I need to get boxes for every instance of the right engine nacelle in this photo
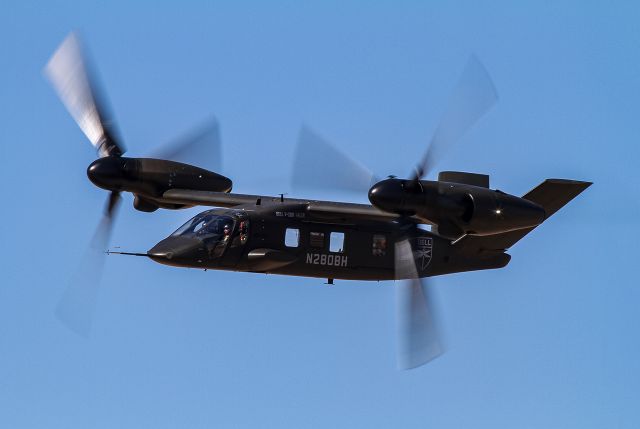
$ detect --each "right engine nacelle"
[456,189,546,236]
[368,178,546,238]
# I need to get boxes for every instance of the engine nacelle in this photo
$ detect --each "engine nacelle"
[457,190,545,236]
[368,178,546,238]
[87,157,232,204]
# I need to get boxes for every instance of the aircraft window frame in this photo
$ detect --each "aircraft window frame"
[329,232,345,253]
[284,228,300,248]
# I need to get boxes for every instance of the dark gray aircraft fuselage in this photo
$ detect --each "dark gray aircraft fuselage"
[146,205,510,281]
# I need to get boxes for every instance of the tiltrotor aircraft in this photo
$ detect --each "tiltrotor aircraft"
[45,33,590,369]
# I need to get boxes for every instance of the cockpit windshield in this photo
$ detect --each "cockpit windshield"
[170,210,248,260]
[172,213,236,240]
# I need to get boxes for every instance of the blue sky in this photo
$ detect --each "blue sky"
[1,1,639,428]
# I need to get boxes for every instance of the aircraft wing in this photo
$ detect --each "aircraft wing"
[160,188,419,223]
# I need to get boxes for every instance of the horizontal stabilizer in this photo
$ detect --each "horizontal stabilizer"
[438,171,489,188]
[462,179,591,251]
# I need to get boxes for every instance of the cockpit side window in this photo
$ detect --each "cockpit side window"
[238,220,249,244]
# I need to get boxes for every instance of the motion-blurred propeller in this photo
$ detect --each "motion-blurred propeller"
[412,54,498,181]
[395,239,445,369]
[45,33,223,335]
[149,117,223,174]
[44,32,124,158]
[292,125,376,195]
[291,55,498,195]
[54,192,121,337]
[44,33,127,335]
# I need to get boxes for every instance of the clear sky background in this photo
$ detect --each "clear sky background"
[1,1,638,428]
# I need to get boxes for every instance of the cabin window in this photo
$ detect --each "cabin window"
[372,234,387,256]
[285,228,299,247]
[310,232,325,248]
[329,232,345,253]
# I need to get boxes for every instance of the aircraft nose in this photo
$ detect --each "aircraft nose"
[147,236,205,265]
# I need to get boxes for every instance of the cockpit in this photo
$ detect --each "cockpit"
[172,213,236,241]
[148,209,249,265]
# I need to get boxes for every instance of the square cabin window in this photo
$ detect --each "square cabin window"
[285,228,299,247]
[329,232,345,253]
[372,234,387,256]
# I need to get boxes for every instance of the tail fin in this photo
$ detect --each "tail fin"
[522,179,592,218]
[463,179,592,251]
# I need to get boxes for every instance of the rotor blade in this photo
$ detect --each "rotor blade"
[148,117,222,172]
[44,32,124,157]
[395,239,445,369]
[414,55,498,179]
[292,125,376,195]
[55,192,121,336]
